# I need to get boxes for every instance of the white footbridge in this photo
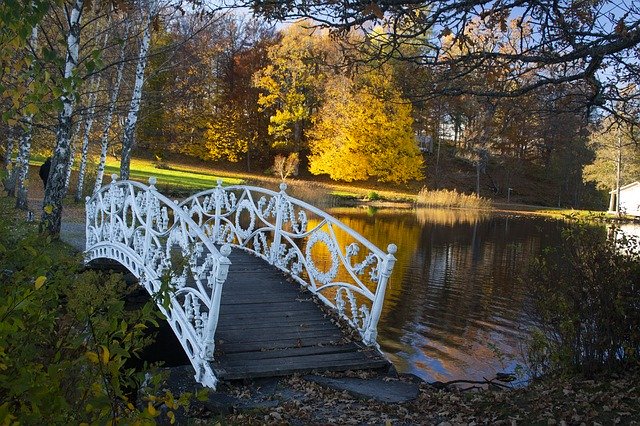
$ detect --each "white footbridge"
[85,175,397,389]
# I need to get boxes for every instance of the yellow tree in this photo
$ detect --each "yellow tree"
[253,21,333,152]
[309,72,423,183]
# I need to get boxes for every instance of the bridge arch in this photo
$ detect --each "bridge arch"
[85,175,231,389]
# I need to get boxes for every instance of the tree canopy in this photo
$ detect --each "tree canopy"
[245,0,640,126]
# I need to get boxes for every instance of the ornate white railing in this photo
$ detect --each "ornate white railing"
[180,181,397,346]
[85,175,231,389]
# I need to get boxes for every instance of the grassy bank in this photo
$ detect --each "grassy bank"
[28,154,633,222]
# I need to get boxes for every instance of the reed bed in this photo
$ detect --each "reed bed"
[416,187,492,210]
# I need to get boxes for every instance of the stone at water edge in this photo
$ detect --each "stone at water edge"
[304,375,420,403]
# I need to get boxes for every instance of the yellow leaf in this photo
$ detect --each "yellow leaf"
[167,411,175,424]
[91,382,102,396]
[100,345,110,364]
[35,276,46,290]
[43,205,53,214]
[25,103,38,116]
[147,402,158,417]
[85,351,99,364]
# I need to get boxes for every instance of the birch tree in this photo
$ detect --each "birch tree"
[94,20,131,193]
[120,1,155,180]
[14,25,39,210]
[74,82,98,200]
[3,127,15,169]
[41,0,85,235]
[3,127,18,196]
[64,119,83,193]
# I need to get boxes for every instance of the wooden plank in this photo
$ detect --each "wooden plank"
[218,348,381,368]
[217,317,329,330]
[216,353,388,380]
[215,342,363,363]
[217,335,348,354]
[216,327,342,343]
[217,322,335,336]
[218,302,319,313]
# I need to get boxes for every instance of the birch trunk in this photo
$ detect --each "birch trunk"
[15,117,34,209]
[3,127,15,169]
[41,0,84,236]
[3,127,18,196]
[120,13,152,180]
[15,25,39,210]
[94,20,130,193]
[75,86,98,200]
[64,118,82,193]
[71,25,109,199]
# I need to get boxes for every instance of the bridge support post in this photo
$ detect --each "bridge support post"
[143,177,157,261]
[362,244,397,346]
[270,183,287,265]
[109,174,117,241]
[202,244,232,360]
[213,180,223,243]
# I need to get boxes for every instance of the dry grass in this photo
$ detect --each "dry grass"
[417,187,493,210]
[415,207,492,226]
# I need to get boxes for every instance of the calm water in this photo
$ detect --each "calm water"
[326,207,568,384]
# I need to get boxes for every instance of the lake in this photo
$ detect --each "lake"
[325,207,569,384]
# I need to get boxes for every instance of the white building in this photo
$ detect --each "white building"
[609,181,640,216]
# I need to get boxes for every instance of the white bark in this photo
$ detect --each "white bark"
[64,118,82,193]
[3,127,15,169]
[15,25,39,210]
[42,0,84,235]
[94,19,130,193]
[120,12,152,180]
[75,85,98,200]
[3,128,18,196]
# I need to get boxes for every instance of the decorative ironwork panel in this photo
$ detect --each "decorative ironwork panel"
[180,181,397,346]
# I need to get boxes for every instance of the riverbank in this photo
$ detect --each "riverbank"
[162,364,640,424]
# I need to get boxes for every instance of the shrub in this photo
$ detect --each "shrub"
[367,191,380,201]
[416,187,492,209]
[524,223,640,378]
[273,152,299,182]
[0,198,189,423]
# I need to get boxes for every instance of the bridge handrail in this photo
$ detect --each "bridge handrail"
[85,175,231,389]
[179,181,397,346]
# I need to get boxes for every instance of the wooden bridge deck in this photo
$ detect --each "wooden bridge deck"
[212,249,389,380]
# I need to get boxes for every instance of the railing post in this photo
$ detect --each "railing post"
[213,179,223,243]
[362,244,397,346]
[143,177,157,261]
[270,182,287,265]
[85,195,91,250]
[202,244,232,360]
[109,174,117,242]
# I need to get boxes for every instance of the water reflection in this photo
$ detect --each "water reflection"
[326,207,564,383]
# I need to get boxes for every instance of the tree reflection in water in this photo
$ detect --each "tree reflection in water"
[323,207,565,383]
